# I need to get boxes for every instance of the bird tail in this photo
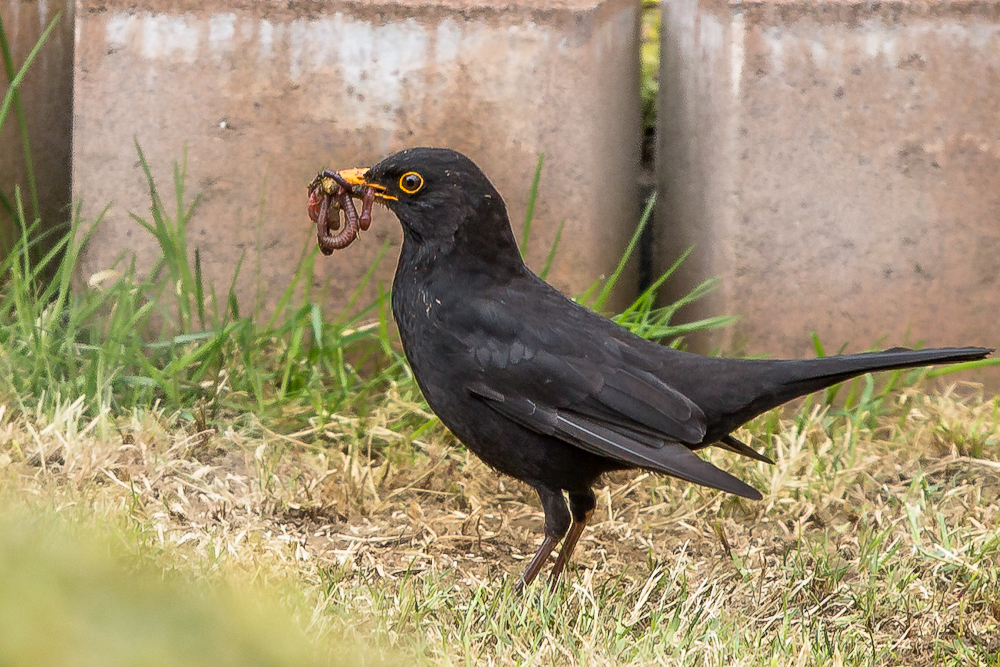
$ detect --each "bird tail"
[772,345,990,393]
[713,346,992,435]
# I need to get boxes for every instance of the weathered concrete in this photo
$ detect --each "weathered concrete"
[657,0,1000,378]
[0,1,74,250]
[73,0,642,317]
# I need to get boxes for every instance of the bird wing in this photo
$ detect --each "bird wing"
[452,285,762,500]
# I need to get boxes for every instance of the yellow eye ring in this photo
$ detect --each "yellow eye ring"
[399,172,424,194]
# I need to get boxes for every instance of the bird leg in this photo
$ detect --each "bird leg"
[515,534,561,592]
[548,490,596,589]
[516,487,572,591]
[548,509,593,589]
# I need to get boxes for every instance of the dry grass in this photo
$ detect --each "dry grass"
[2,382,999,666]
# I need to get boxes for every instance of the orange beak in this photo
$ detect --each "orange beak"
[324,167,397,201]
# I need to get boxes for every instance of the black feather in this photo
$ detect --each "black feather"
[341,146,993,586]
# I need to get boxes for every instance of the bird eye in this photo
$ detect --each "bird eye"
[399,172,424,194]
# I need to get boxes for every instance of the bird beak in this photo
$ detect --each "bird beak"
[334,167,398,201]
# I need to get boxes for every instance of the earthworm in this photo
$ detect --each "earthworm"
[308,170,375,254]
[358,187,375,231]
[328,170,376,231]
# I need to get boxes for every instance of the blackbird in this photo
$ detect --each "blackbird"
[320,147,991,589]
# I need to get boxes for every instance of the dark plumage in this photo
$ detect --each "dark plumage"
[327,147,992,588]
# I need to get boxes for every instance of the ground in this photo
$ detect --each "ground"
[2,382,999,666]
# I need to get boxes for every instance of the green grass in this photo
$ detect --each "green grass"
[0,11,61,233]
[0,502,370,667]
[2,148,997,665]
[3,16,1000,667]
[0,137,744,435]
[0,145,408,430]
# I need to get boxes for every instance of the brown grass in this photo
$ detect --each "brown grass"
[2,382,999,665]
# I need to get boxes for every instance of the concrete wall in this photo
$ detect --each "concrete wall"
[73,0,642,316]
[0,1,74,249]
[658,0,1000,370]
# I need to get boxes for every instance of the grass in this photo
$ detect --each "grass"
[0,501,357,667]
[1,152,997,666]
[3,17,1000,666]
[0,137,738,429]
[2,378,998,665]
[0,11,62,234]
[0,144,405,428]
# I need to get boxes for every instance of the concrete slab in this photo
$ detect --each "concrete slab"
[0,1,74,249]
[657,0,1000,374]
[73,0,642,318]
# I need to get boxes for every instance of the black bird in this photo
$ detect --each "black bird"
[325,147,991,588]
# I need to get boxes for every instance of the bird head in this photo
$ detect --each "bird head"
[329,147,520,259]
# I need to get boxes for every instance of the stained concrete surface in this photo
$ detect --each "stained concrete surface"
[73,0,642,317]
[658,0,1000,383]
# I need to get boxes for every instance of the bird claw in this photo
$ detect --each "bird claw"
[307,169,376,254]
